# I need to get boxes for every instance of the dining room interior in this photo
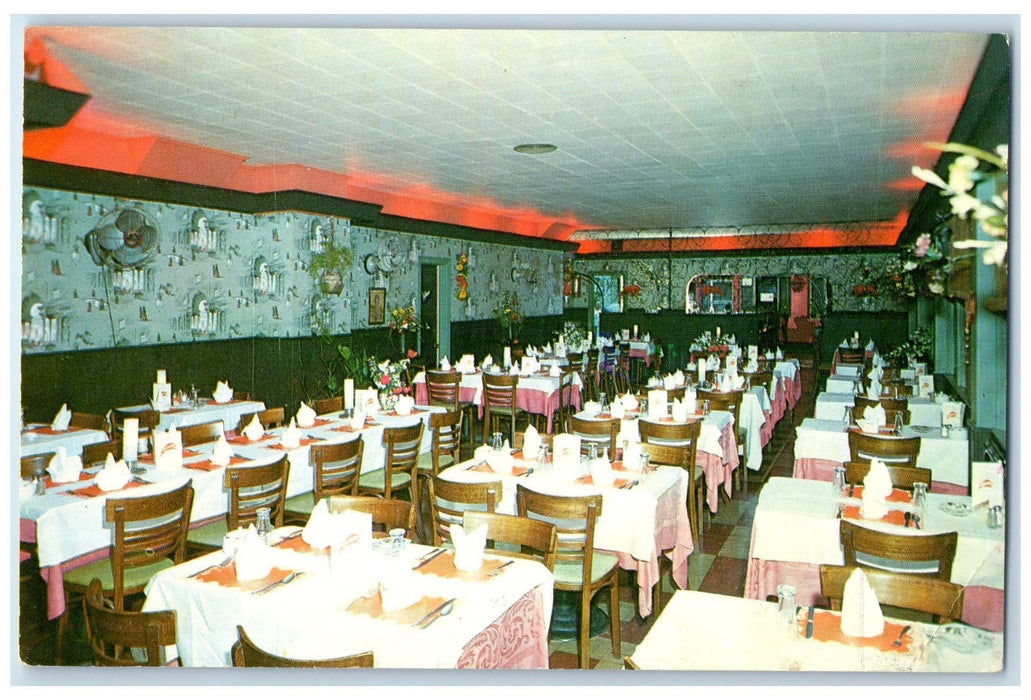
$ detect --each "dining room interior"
[13,18,1014,679]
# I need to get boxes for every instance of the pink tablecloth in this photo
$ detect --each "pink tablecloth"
[414,380,579,433]
[743,557,1003,632]
[792,457,968,496]
[456,586,551,668]
[697,423,740,513]
[607,468,693,617]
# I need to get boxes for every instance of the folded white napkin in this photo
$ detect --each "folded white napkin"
[210,433,233,466]
[482,354,493,369]
[242,414,265,441]
[549,364,561,377]
[866,380,882,401]
[485,443,515,474]
[440,356,451,371]
[280,417,302,449]
[864,404,887,428]
[95,453,132,491]
[620,393,638,411]
[350,407,366,431]
[730,375,745,391]
[672,370,685,386]
[552,433,582,472]
[525,345,537,358]
[508,363,520,376]
[394,395,415,416]
[610,401,626,419]
[648,389,668,419]
[670,398,689,422]
[303,498,373,550]
[744,359,759,373]
[153,425,184,471]
[522,424,541,460]
[458,354,476,373]
[234,526,273,582]
[840,567,885,638]
[856,418,880,434]
[589,457,615,487]
[872,353,884,368]
[542,343,552,355]
[868,366,883,381]
[582,400,601,416]
[47,447,83,483]
[663,374,677,390]
[213,381,234,404]
[622,441,643,472]
[860,458,893,520]
[684,387,697,414]
[866,339,876,352]
[648,375,662,388]
[50,404,71,431]
[775,348,784,360]
[451,522,488,571]
[296,402,317,428]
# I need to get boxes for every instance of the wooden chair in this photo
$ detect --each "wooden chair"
[235,406,286,432]
[624,656,641,670]
[462,511,557,570]
[638,420,704,536]
[284,437,364,525]
[838,347,864,364]
[20,452,54,479]
[314,395,343,415]
[187,456,290,554]
[697,388,744,494]
[583,350,600,403]
[83,578,178,667]
[58,480,194,664]
[554,367,579,434]
[481,372,528,444]
[614,343,633,394]
[848,431,921,468]
[357,422,425,513]
[516,484,620,669]
[568,415,618,458]
[81,439,124,468]
[881,381,915,398]
[640,435,703,542]
[744,370,773,392]
[843,460,932,491]
[110,408,160,440]
[425,369,477,439]
[326,495,417,539]
[416,409,463,478]
[854,396,908,412]
[428,475,502,547]
[178,420,224,447]
[839,520,958,581]
[70,412,109,433]
[819,565,964,623]
[232,625,373,668]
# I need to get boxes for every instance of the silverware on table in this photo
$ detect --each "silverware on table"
[904,511,912,528]
[805,606,815,639]
[490,560,514,576]
[253,571,301,595]
[414,598,456,628]
[893,624,912,647]
[188,555,231,578]
[412,548,445,570]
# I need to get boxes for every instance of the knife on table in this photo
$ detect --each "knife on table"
[805,606,815,639]
[413,598,456,628]
[412,548,445,570]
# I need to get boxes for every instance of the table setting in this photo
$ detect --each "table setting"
[142,508,555,667]
[20,403,110,458]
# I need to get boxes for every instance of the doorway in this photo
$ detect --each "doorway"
[419,258,451,363]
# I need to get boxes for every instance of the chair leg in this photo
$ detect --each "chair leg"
[609,579,621,658]
[578,590,591,669]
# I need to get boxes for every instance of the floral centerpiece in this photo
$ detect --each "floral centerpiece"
[877,218,952,298]
[912,143,1008,267]
[493,291,523,339]
[620,283,642,298]
[389,303,419,333]
[883,327,933,367]
[691,330,735,356]
[558,322,588,353]
[369,357,411,411]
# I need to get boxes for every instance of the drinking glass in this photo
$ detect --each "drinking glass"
[389,527,407,555]
[843,407,853,431]
[640,453,652,474]
[598,392,608,412]
[702,400,711,416]
[255,507,273,544]
[832,466,847,496]
[912,482,928,511]
[538,444,550,471]
[776,584,798,636]
[491,432,503,451]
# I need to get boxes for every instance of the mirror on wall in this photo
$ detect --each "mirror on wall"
[685,275,755,313]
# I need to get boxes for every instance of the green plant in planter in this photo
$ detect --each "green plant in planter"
[309,240,354,295]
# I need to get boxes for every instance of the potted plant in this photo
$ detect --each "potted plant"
[309,240,354,295]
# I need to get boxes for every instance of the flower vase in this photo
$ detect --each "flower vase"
[379,391,398,413]
[400,332,406,355]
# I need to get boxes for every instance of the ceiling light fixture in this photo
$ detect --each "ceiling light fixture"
[513,143,557,155]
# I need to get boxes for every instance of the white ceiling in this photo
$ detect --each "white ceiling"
[33,26,991,237]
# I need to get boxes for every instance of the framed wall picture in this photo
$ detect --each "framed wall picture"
[368,287,386,325]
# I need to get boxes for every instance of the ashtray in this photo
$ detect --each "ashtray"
[939,501,973,517]
[936,624,993,653]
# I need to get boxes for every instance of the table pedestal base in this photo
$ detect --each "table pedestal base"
[549,589,609,641]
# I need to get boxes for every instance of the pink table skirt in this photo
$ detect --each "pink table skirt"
[744,558,1003,632]
[413,382,478,407]
[456,585,552,668]
[629,348,652,366]
[696,423,740,513]
[607,470,694,617]
[760,409,774,447]
[771,379,787,425]
[785,373,801,408]
[414,382,580,433]
[793,457,968,496]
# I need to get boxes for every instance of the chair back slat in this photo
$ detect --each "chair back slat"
[312,438,364,501]
[462,511,557,570]
[81,439,123,468]
[819,565,964,622]
[516,485,600,586]
[233,625,373,667]
[426,370,462,409]
[224,456,290,530]
[839,520,958,581]
[429,475,501,546]
[179,420,224,447]
[84,579,177,666]
[848,431,921,467]
[314,396,343,415]
[843,460,931,491]
[20,452,55,479]
[236,407,286,432]
[697,389,742,430]
[326,495,417,539]
[568,415,618,457]
[426,409,462,474]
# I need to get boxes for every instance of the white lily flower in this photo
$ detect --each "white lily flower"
[953,239,1008,267]
[911,165,949,191]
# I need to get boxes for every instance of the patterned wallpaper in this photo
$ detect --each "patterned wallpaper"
[567,252,909,313]
[20,187,565,355]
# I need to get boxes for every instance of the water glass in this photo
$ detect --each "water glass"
[776,584,798,635]
[389,527,407,555]
[987,505,1003,529]
[911,482,928,521]
[832,466,847,495]
[538,444,550,470]
[491,432,504,451]
[255,507,273,544]
[843,407,853,431]
[640,453,652,474]
[599,392,608,412]
[702,400,711,416]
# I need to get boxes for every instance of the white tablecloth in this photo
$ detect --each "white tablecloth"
[143,536,554,668]
[831,362,863,378]
[814,392,947,427]
[825,375,862,394]
[118,399,267,432]
[747,477,1004,590]
[794,418,969,488]
[20,425,109,458]
[629,590,1002,672]
[574,409,729,462]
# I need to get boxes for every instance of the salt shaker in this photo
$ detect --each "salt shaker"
[776,584,798,635]
[255,507,273,544]
[832,465,847,496]
[987,505,1003,529]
